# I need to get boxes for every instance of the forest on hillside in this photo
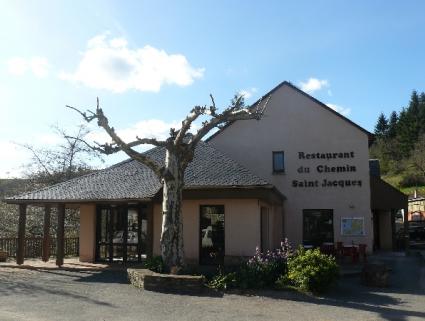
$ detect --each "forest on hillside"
[370,90,425,191]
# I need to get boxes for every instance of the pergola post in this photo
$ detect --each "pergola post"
[42,205,51,262]
[16,204,27,265]
[403,206,409,252]
[56,204,65,267]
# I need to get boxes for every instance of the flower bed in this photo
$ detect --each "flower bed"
[208,240,339,294]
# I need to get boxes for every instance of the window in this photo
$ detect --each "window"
[273,151,285,173]
[303,209,334,247]
[199,205,225,265]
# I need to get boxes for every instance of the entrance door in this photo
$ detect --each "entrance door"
[200,205,225,265]
[303,209,334,247]
[96,205,148,263]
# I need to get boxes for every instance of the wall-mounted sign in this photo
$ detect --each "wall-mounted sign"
[341,217,365,236]
[293,150,363,188]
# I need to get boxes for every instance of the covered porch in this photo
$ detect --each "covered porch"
[370,175,408,251]
[4,200,154,267]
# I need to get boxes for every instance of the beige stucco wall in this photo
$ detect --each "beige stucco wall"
[79,204,96,262]
[210,84,373,251]
[272,204,284,248]
[153,199,279,263]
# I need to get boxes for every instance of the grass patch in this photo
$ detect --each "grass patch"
[381,175,425,196]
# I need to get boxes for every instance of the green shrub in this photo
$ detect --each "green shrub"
[281,248,339,293]
[208,270,238,290]
[143,256,165,273]
[399,172,425,187]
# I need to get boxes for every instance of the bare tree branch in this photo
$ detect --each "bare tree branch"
[136,136,168,147]
[17,143,53,177]
[66,98,165,177]
[189,95,271,147]
[174,106,203,145]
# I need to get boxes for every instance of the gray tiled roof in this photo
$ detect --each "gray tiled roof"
[6,141,270,202]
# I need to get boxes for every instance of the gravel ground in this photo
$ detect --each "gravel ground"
[0,253,424,321]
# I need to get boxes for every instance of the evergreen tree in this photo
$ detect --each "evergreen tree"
[406,90,420,141]
[374,112,389,138]
[419,92,425,133]
[387,111,398,138]
[396,108,417,157]
[371,89,425,186]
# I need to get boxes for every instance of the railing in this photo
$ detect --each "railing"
[0,237,79,258]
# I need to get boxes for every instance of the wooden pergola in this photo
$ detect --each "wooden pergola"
[16,203,66,266]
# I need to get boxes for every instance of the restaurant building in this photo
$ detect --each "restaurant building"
[5,81,407,266]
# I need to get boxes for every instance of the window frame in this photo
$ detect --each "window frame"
[199,205,225,265]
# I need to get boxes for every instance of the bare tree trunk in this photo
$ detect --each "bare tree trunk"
[160,149,185,271]
[68,95,268,273]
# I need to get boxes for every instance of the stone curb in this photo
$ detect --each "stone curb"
[127,268,205,294]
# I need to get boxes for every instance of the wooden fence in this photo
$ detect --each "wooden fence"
[0,237,79,258]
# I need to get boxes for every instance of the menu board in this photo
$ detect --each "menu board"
[341,217,364,236]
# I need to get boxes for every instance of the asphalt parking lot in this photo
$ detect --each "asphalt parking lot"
[0,252,424,321]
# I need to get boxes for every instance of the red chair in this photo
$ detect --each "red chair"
[341,245,359,263]
[358,244,367,263]
[320,243,335,256]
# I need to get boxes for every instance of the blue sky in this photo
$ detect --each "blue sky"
[1,0,425,177]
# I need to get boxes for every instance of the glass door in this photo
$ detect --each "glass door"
[97,207,111,261]
[200,205,225,265]
[96,204,148,263]
[127,206,148,262]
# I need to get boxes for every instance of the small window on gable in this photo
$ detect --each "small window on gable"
[273,151,285,173]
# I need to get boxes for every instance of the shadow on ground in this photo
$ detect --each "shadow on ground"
[247,253,425,321]
[0,268,117,307]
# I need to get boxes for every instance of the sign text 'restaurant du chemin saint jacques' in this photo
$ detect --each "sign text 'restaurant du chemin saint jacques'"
[292,151,362,188]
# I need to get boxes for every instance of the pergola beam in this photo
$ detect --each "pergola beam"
[404,206,410,252]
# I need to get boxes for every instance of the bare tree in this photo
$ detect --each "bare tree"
[0,125,103,238]
[67,95,269,271]
[19,124,103,187]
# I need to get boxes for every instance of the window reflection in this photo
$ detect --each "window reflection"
[200,205,224,265]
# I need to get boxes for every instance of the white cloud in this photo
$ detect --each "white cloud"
[60,33,205,93]
[326,103,351,117]
[238,87,257,99]
[30,57,49,78]
[7,57,28,76]
[299,78,329,93]
[6,56,49,78]
[87,119,184,149]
